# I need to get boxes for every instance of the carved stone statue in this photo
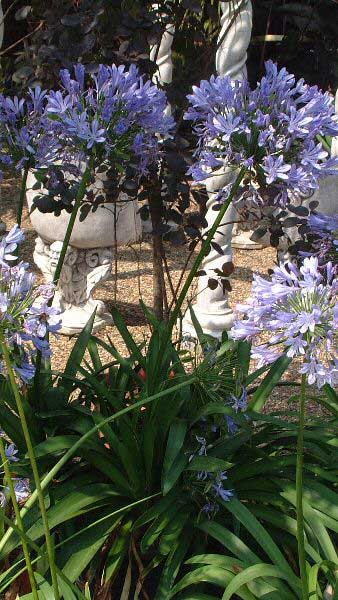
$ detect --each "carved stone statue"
[34,238,113,335]
[150,6,175,92]
[183,0,253,339]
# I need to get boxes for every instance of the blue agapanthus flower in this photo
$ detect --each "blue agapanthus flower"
[0,477,30,508]
[0,87,59,175]
[185,61,338,213]
[231,256,337,388]
[4,442,19,462]
[46,63,174,175]
[0,226,61,383]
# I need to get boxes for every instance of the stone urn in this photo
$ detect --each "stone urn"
[26,170,142,335]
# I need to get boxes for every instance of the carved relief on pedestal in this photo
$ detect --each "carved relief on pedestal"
[34,238,113,335]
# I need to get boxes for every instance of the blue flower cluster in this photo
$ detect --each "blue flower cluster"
[192,435,234,516]
[0,226,60,383]
[190,388,247,518]
[185,61,338,212]
[0,433,30,508]
[231,256,337,388]
[0,63,174,181]
[303,212,338,266]
[46,63,174,174]
[0,476,30,508]
[0,87,59,175]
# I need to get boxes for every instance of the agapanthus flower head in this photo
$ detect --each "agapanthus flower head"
[5,443,19,463]
[185,61,338,214]
[0,86,58,174]
[0,477,30,508]
[0,226,60,383]
[46,63,174,175]
[231,256,337,388]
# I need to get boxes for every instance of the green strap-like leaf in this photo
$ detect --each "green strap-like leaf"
[221,564,299,600]
[223,498,300,592]
[170,565,254,599]
[111,306,146,367]
[163,420,187,484]
[155,529,194,599]
[197,521,260,565]
[61,311,96,394]
[250,355,291,412]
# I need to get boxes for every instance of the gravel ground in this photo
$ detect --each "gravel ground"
[0,177,325,415]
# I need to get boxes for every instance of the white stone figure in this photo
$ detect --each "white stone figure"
[150,7,175,91]
[217,0,263,250]
[182,0,253,339]
[34,238,113,335]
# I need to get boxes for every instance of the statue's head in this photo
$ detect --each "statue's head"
[49,242,78,270]
[49,241,64,268]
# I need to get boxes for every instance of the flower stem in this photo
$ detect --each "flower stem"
[33,166,92,400]
[0,334,60,599]
[17,165,29,228]
[296,373,308,600]
[0,438,39,600]
[52,166,92,288]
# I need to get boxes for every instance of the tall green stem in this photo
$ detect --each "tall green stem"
[33,166,92,399]
[52,166,92,287]
[0,334,60,599]
[17,166,29,228]
[0,438,39,599]
[296,373,308,600]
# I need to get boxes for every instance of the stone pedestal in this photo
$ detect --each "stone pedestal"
[182,0,253,339]
[150,10,175,91]
[27,170,142,335]
[182,168,237,339]
[231,227,265,250]
[34,239,113,335]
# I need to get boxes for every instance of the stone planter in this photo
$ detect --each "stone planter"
[26,170,142,335]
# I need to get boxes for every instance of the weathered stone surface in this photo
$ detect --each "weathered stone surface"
[27,169,141,334]
[34,238,113,335]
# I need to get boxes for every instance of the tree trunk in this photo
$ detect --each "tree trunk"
[148,177,166,321]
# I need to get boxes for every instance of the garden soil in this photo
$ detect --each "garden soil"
[1,177,323,416]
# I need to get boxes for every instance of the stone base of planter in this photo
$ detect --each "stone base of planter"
[182,306,234,340]
[231,230,265,250]
[34,237,114,336]
[54,299,113,336]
